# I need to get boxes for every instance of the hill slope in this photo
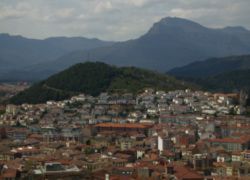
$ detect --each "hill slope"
[36,17,250,77]
[168,55,250,78]
[10,62,194,104]
[187,69,250,92]
[167,54,250,94]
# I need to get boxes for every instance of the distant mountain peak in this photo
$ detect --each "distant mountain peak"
[222,26,250,33]
[0,33,10,37]
[147,17,206,35]
[159,17,201,25]
[0,33,23,39]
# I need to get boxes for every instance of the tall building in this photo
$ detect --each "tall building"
[158,136,163,152]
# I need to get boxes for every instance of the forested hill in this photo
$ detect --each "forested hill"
[185,69,250,92]
[10,62,195,104]
[169,55,250,78]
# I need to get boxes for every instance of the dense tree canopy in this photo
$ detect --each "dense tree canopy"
[10,62,194,104]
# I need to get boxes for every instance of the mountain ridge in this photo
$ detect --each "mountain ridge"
[2,17,250,81]
[32,17,250,78]
[0,33,114,77]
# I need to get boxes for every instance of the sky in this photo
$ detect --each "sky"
[0,0,250,41]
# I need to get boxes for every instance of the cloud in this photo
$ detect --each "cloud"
[169,8,217,19]
[0,2,32,20]
[0,0,249,41]
[94,1,113,13]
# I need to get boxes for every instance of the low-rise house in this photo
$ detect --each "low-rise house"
[191,154,213,173]
[61,127,83,142]
[241,150,250,162]
[82,154,111,172]
[11,146,40,158]
[41,127,60,142]
[208,137,250,152]
[116,138,134,151]
[232,152,242,162]
[0,168,19,180]
[32,162,82,179]
[165,163,204,180]
[6,128,29,141]
[0,142,12,161]
[95,123,154,136]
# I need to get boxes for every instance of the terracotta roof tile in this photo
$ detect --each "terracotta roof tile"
[95,123,153,129]
[2,168,17,178]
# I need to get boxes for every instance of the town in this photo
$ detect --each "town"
[0,89,249,179]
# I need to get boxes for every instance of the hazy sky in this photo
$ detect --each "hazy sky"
[0,0,250,41]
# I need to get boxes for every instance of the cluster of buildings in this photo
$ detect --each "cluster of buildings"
[0,89,249,179]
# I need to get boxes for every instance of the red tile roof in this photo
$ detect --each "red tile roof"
[173,164,204,180]
[95,123,153,129]
[1,168,17,178]
[208,136,250,144]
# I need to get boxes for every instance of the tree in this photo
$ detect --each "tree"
[86,139,91,145]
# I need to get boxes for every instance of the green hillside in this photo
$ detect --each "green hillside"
[188,69,250,92]
[10,62,195,104]
[169,55,250,78]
